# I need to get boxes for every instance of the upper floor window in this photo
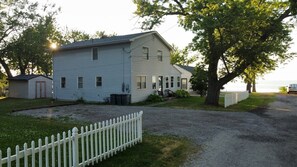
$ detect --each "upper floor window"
[78,77,83,88]
[136,76,146,89]
[96,76,102,87]
[143,47,149,60]
[157,50,162,61]
[61,77,66,88]
[92,48,98,60]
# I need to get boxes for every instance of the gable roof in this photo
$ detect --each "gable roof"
[58,31,172,51]
[175,65,195,74]
[8,74,52,81]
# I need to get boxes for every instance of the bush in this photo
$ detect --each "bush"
[147,94,163,102]
[175,90,190,98]
[279,86,287,94]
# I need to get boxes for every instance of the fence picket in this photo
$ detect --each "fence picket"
[98,122,102,162]
[94,123,98,163]
[45,137,49,167]
[38,139,42,167]
[62,132,66,167]
[57,134,61,167]
[81,127,85,167]
[67,130,72,167]
[102,121,106,160]
[1,112,143,167]
[51,135,55,167]
[7,148,11,167]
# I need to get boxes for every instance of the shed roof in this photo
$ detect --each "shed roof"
[176,65,195,74]
[58,31,172,51]
[8,75,52,81]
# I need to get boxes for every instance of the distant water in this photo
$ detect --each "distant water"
[223,80,297,92]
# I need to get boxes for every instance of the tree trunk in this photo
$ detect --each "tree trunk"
[0,58,12,78]
[252,79,256,92]
[205,81,220,106]
[246,82,252,93]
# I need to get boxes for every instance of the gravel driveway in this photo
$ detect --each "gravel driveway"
[14,94,297,167]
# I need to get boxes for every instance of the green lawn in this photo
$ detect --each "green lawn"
[0,98,195,166]
[153,93,276,112]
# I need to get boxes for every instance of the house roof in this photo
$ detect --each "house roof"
[58,31,172,51]
[8,74,52,81]
[176,65,195,74]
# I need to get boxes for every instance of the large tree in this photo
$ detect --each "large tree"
[170,44,196,65]
[5,16,58,76]
[134,0,297,105]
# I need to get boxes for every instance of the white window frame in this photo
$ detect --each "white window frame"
[165,76,169,88]
[152,75,157,89]
[96,76,102,87]
[143,47,149,60]
[157,50,163,62]
[78,77,83,88]
[136,76,147,89]
[170,76,174,88]
[177,76,180,87]
[61,77,66,88]
[92,47,98,60]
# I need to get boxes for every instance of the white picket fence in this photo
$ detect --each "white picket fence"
[224,91,249,108]
[0,111,143,167]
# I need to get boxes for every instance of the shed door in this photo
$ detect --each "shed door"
[36,81,46,98]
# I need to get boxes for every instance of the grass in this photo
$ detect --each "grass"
[0,98,196,167]
[90,134,197,167]
[0,98,74,113]
[152,93,276,112]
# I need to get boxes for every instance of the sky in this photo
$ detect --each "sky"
[40,0,297,91]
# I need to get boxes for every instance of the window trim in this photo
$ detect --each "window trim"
[92,47,98,60]
[177,76,180,88]
[61,77,66,88]
[136,76,147,90]
[165,76,169,89]
[96,76,102,87]
[143,47,149,60]
[170,76,174,88]
[152,75,157,89]
[157,50,163,62]
[78,77,83,89]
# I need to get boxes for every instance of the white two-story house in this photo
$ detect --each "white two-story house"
[53,31,181,103]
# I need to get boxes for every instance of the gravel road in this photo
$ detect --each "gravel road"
[14,94,297,167]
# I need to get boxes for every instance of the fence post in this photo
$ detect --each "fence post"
[72,127,79,167]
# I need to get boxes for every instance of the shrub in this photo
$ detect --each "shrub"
[175,90,190,98]
[279,86,287,94]
[147,94,163,102]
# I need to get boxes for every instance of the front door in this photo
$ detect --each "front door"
[36,81,46,98]
[158,76,163,95]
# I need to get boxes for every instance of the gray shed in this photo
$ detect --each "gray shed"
[8,75,52,99]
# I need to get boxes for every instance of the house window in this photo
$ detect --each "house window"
[78,77,83,88]
[157,50,162,61]
[171,76,174,88]
[92,48,98,60]
[181,78,187,90]
[165,77,169,88]
[96,76,102,87]
[136,76,146,89]
[61,77,66,88]
[177,76,180,87]
[143,47,149,60]
[152,76,156,89]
